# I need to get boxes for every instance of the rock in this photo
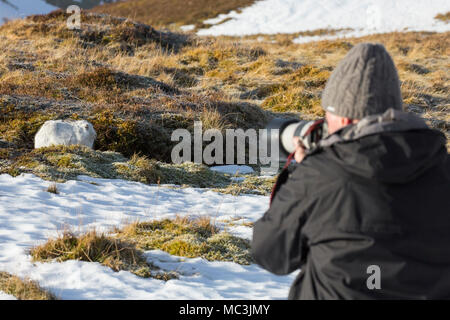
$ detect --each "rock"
[407,64,430,75]
[34,120,97,149]
[0,139,11,148]
[275,59,303,70]
[7,62,35,71]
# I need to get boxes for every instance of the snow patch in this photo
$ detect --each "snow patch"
[210,165,254,175]
[180,24,196,32]
[197,0,450,42]
[0,174,295,299]
[0,291,16,300]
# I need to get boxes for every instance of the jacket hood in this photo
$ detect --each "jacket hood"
[319,109,448,183]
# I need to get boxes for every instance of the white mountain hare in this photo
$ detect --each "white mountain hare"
[34,120,97,149]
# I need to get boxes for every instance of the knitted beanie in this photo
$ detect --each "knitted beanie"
[321,43,403,119]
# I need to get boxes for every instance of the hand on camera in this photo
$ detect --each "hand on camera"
[293,137,306,163]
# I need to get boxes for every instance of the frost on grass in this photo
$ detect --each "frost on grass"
[0,145,275,195]
[117,216,254,265]
[0,145,223,184]
[0,272,56,300]
[216,175,276,196]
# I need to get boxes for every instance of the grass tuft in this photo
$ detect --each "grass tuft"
[0,272,56,300]
[46,183,59,194]
[118,216,254,265]
[435,12,450,23]
[30,229,177,280]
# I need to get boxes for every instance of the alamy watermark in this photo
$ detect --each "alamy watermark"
[366,265,381,290]
[66,5,81,30]
[171,122,280,174]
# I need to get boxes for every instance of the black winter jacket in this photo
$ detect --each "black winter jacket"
[252,110,450,299]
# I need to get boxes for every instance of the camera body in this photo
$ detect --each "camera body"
[266,118,327,162]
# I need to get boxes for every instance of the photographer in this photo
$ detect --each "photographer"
[252,43,450,299]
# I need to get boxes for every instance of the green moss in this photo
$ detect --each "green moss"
[115,155,162,184]
[119,217,253,264]
[159,162,230,188]
[5,167,20,177]
[74,67,118,89]
[262,90,321,113]
[2,145,236,189]
[90,111,173,161]
[46,154,78,169]
[215,175,276,196]
[206,233,253,265]
[161,234,209,257]
[2,144,278,197]
[0,112,55,149]
[14,155,40,169]
[1,145,125,182]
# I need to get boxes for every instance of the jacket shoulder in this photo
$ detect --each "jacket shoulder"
[291,149,351,194]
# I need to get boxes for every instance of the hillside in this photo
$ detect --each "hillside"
[195,0,450,37]
[0,5,448,300]
[0,11,448,175]
[91,0,257,30]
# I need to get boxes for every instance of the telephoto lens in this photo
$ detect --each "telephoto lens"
[266,118,327,163]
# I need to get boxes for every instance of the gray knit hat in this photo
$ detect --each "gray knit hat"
[321,43,403,119]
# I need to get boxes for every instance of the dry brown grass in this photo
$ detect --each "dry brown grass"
[30,230,146,271]
[117,215,254,264]
[435,12,450,23]
[30,215,252,281]
[0,12,268,162]
[30,228,178,280]
[91,0,257,30]
[0,272,56,300]
[0,11,448,161]
[47,182,59,194]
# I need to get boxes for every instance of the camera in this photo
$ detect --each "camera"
[266,118,328,162]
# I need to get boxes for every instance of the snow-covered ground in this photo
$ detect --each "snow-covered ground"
[0,291,16,300]
[197,0,450,42]
[0,173,296,299]
[210,165,255,175]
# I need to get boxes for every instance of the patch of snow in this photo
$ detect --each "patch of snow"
[259,175,276,179]
[7,251,296,299]
[0,291,16,300]
[197,0,450,42]
[202,10,239,25]
[180,24,196,32]
[0,173,296,299]
[225,225,253,240]
[210,165,254,175]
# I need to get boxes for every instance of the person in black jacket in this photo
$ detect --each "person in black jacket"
[252,43,450,300]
